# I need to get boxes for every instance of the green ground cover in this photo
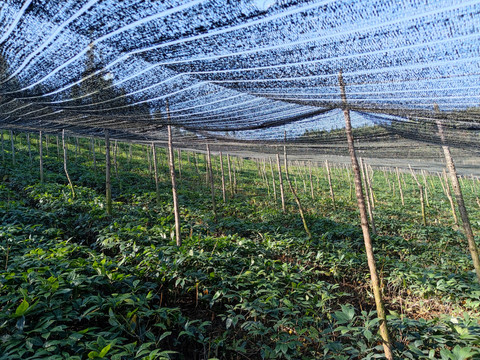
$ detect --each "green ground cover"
[1,133,480,359]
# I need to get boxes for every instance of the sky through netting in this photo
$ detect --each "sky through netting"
[0,0,479,148]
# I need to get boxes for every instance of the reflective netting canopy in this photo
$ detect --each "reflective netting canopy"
[0,0,479,154]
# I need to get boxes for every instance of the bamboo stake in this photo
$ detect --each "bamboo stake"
[45,134,49,158]
[206,144,217,220]
[177,149,182,179]
[325,160,336,210]
[27,133,32,163]
[396,167,405,206]
[421,170,430,207]
[226,153,232,196]
[147,145,152,179]
[152,143,160,205]
[366,164,376,210]
[9,130,15,165]
[309,162,314,199]
[105,130,112,215]
[0,131,4,163]
[39,131,44,183]
[62,130,75,199]
[409,165,427,226]
[56,135,60,161]
[220,151,226,203]
[339,70,393,359]
[284,144,311,238]
[443,170,458,226]
[167,123,181,246]
[276,153,286,213]
[269,157,277,202]
[360,158,376,235]
[435,105,480,283]
[92,137,96,172]
[114,140,119,177]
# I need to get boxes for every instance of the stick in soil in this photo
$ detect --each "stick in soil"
[339,70,393,359]
[62,130,75,199]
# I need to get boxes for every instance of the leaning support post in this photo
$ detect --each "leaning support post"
[27,133,32,163]
[62,130,75,198]
[9,130,15,165]
[339,71,393,359]
[325,160,336,211]
[284,143,311,238]
[269,157,277,202]
[1,130,4,163]
[220,151,226,203]
[152,143,160,205]
[227,154,233,197]
[206,144,217,220]
[105,130,112,215]
[276,153,286,213]
[395,167,405,206]
[39,131,44,183]
[435,104,480,283]
[360,158,376,235]
[167,107,181,246]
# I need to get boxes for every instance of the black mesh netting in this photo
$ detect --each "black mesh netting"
[1,0,480,158]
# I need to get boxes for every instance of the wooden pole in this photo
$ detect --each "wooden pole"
[206,144,217,220]
[395,167,405,206]
[276,153,286,213]
[27,133,32,163]
[147,145,152,180]
[56,135,60,161]
[360,158,376,235]
[339,71,393,359]
[443,169,458,226]
[309,162,314,199]
[409,165,427,226]
[227,154,233,197]
[284,144,311,238]
[325,160,336,211]
[166,105,181,246]
[152,143,160,205]
[269,157,277,202]
[0,130,4,163]
[177,149,182,179]
[435,105,480,283]
[9,130,15,165]
[39,131,44,183]
[220,151,226,203]
[105,130,112,215]
[62,130,75,198]
[92,137,96,172]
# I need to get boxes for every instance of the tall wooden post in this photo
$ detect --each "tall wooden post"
[1,130,4,163]
[325,160,336,211]
[396,167,405,206]
[177,149,182,179]
[220,151,226,203]
[227,154,233,196]
[92,137,96,172]
[284,144,311,238]
[27,133,32,163]
[62,130,75,198]
[105,130,112,216]
[276,153,286,213]
[435,105,480,283]
[339,70,393,358]
[39,131,44,183]
[152,143,160,205]
[360,158,376,235]
[206,144,217,220]
[269,157,277,202]
[9,130,15,165]
[167,123,181,246]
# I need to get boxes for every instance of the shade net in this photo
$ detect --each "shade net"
[0,0,480,160]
